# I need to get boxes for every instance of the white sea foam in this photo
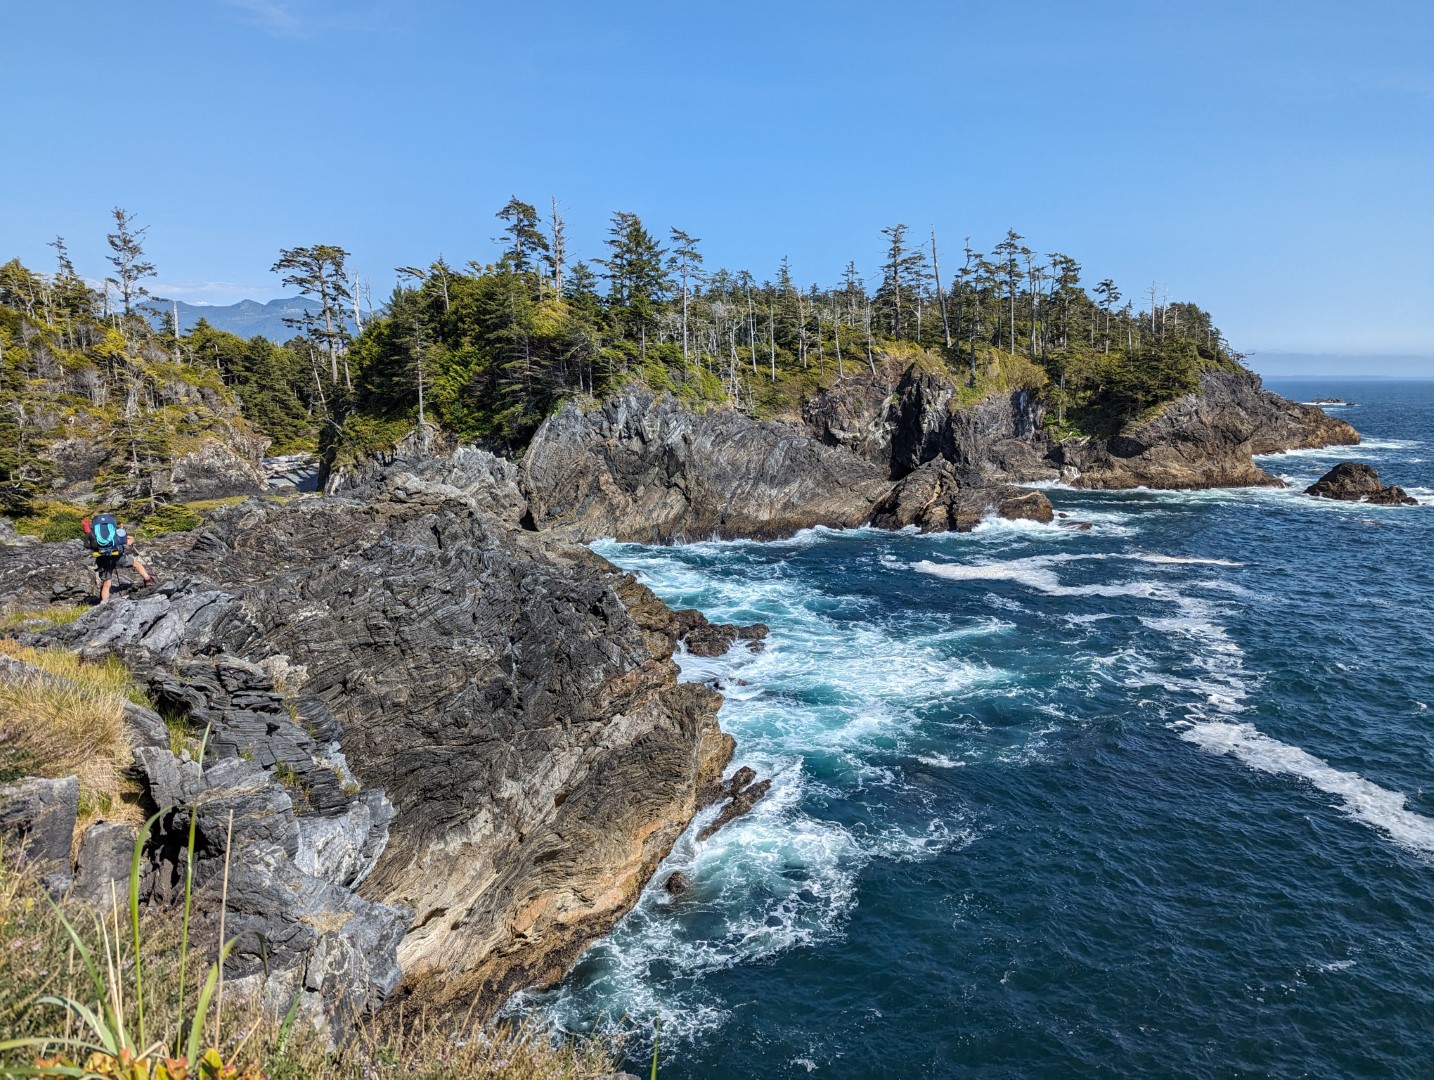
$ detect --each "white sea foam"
[1178,721,1434,855]
[1134,554,1244,567]
[916,752,964,768]
[911,555,1166,599]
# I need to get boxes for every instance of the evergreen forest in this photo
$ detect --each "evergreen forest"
[0,202,1245,523]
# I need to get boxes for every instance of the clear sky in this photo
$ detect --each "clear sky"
[3,0,1431,371]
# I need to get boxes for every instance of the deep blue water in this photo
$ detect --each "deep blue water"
[532,379,1434,1078]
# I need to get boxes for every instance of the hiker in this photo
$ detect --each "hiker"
[81,512,156,602]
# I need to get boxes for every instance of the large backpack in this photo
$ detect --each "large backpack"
[90,513,124,557]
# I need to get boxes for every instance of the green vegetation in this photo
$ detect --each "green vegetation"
[332,210,1244,454]
[0,640,140,826]
[0,839,622,1079]
[2,206,1247,523]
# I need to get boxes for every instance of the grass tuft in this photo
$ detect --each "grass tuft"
[0,642,133,811]
[0,604,89,632]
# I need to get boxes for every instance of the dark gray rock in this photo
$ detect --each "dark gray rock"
[169,435,269,501]
[870,459,1054,533]
[1306,462,1418,505]
[522,389,891,541]
[663,871,691,896]
[126,742,404,1024]
[324,430,529,527]
[0,775,77,872]
[203,842,408,1027]
[801,377,896,470]
[70,821,135,912]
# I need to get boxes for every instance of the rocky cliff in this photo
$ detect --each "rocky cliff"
[518,366,1353,544]
[1,463,734,1021]
[801,367,1357,492]
[1052,370,1360,489]
[522,389,894,541]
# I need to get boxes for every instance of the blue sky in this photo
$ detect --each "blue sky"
[3,0,1431,371]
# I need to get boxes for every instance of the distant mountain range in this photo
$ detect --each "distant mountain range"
[159,297,357,343]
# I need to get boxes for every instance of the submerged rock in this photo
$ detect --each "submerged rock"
[673,608,769,657]
[1306,462,1418,505]
[697,768,772,842]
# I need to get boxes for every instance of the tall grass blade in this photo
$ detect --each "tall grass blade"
[174,723,210,1057]
[185,939,236,1067]
[40,898,113,1039]
[650,1017,660,1080]
[130,809,163,1050]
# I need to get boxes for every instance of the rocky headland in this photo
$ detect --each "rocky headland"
[0,361,1361,1035]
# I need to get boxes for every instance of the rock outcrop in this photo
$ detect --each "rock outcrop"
[870,459,1054,533]
[521,387,1058,542]
[169,433,270,502]
[521,389,894,541]
[1053,371,1359,490]
[1306,462,1419,505]
[2,479,737,1021]
[0,775,78,878]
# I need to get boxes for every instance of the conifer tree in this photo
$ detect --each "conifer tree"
[495,197,549,276]
[271,244,353,387]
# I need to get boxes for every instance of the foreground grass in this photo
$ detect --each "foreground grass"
[0,849,621,1079]
[0,641,137,829]
[0,640,623,1079]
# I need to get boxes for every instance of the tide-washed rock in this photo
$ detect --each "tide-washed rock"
[522,389,891,541]
[1306,462,1418,505]
[0,775,77,872]
[672,609,769,657]
[696,768,772,842]
[869,459,1054,533]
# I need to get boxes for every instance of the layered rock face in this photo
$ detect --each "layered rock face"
[1054,371,1359,489]
[522,389,892,541]
[1,473,733,1020]
[803,367,1358,494]
[800,369,1052,482]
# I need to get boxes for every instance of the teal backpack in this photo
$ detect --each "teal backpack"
[90,513,124,557]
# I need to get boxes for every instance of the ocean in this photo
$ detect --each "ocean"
[529,379,1434,1078]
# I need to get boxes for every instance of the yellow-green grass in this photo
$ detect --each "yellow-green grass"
[0,640,142,832]
[0,604,88,632]
[0,848,622,1080]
